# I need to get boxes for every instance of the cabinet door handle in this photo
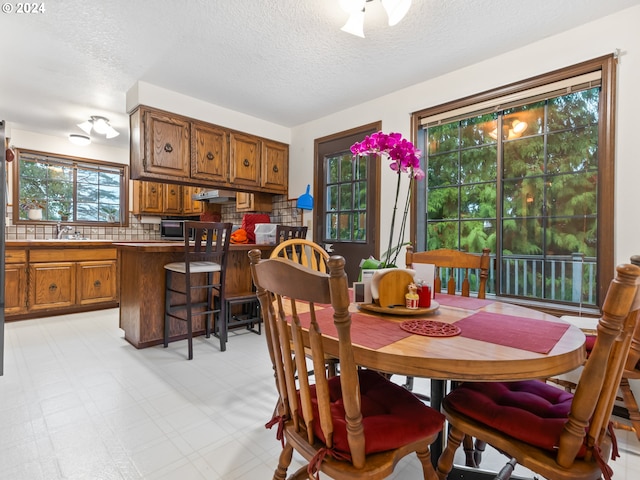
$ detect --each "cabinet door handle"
[243,159,250,167]
[207,152,214,160]
[273,165,279,173]
[49,283,57,292]
[170,188,176,195]
[164,143,173,153]
[151,187,157,193]
[94,280,101,288]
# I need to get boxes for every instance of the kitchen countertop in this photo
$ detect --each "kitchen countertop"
[6,240,274,249]
[6,239,117,247]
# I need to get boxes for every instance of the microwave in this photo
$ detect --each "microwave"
[160,219,195,241]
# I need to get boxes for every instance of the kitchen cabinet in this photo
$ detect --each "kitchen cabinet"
[162,183,182,214]
[130,105,288,194]
[139,108,190,179]
[4,249,27,315]
[191,122,228,184]
[182,186,205,215]
[236,192,273,212]
[132,181,203,216]
[29,262,75,311]
[261,140,288,194]
[229,133,261,188]
[77,260,117,305]
[29,247,118,313]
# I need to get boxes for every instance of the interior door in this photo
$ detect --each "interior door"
[314,122,381,283]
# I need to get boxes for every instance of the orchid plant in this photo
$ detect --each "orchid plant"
[351,131,425,267]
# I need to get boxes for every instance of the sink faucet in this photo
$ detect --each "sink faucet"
[56,223,74,239]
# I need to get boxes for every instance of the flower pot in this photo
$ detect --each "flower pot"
[28,208,43,220]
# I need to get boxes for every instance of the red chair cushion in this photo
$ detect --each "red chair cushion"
[585,334,597,355]
[443,380,587,456]
[308,369,444,455]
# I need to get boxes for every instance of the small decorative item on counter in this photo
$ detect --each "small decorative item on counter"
[417,280,431,308]
[405,283,420,309]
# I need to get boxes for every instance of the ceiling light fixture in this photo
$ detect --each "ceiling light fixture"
[78,116,119,139]
[340,0,412,38]
[68,134,91,146]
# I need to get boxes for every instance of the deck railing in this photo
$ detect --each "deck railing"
[438,253,597,306]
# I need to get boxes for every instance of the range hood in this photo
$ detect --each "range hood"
[192,189,237,203]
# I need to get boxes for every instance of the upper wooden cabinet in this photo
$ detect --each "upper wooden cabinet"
[230,133,261,188]
[140,108,190,179]
[191,122,228,183]
[261,140,288,194]
[130,105,288,194]
[132,180,203,216]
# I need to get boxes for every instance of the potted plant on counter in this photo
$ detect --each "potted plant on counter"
[20,198,46,220]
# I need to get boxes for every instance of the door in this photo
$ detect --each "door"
[314,122,381,283]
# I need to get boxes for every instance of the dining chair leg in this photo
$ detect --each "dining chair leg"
[436,424,464,480]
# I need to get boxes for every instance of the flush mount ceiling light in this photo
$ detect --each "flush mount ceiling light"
[78,115,119,139]
[340,0,412,37]
[68,134,91,146]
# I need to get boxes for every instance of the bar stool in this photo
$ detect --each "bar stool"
[275,224,308,243]
[163,221,232,359]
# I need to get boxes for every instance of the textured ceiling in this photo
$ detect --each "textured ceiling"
[1,0,639,149]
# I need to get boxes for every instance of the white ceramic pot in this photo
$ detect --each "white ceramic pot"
[28,208,43,220]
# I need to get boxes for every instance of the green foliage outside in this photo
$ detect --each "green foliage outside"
[18,153,122,223]
[425,88,600,305]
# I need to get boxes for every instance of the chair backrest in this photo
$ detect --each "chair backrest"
[248,250,367,467]
[183,221,232,273]
[625,254,640,372]
[406,246,491,298]
[557,263,640,468]
[270,238,329,273]
[276,224,308,243]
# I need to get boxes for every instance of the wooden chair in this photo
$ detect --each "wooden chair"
[270,238,329,273]
[549,254,640,443]
[405,246,491,466]
[436,263,640,480]
[270,239,337,377]
[275,224,308,243]
[405,246,491,298]
[163,221,232,359]
[248,250,445,480]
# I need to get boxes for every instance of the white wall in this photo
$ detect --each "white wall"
[127,81,291,144]
[290,5,640,268]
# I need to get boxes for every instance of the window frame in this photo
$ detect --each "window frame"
[411,55,616,312]
[12,149,130,227]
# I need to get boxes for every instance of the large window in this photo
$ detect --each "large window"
[412,56,616,311]
[13,150,129,225]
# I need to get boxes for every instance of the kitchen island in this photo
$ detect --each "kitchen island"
[115,242,273,348]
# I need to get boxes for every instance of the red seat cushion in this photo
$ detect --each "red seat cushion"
[443,380,587,456]
[308,369,444,455]
[585,334,597,355]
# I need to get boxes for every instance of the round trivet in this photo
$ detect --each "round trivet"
[400,319,461,337]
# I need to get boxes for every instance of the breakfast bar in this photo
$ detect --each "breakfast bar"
[116,242,274,348]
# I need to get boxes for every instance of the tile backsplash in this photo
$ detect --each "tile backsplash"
[4,194,304,241]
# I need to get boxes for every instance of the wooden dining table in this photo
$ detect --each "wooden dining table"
[294,293,587,478]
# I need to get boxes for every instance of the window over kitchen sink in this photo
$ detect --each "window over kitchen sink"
[13,149,129,225]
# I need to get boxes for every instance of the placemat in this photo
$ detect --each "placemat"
[295,308,412,350]
[454,311,571,354]
[400,319,461,337]
[436,294,494,310]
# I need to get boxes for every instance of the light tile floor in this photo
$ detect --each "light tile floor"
[1,309,639,479]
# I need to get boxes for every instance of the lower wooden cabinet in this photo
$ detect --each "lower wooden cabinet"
[4,249,28,315]
[29,262,76,311]
[5,245,118,319]
[77,260,117,305]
